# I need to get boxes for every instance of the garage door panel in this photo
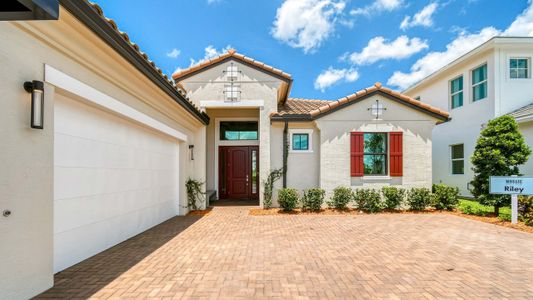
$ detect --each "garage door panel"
[54,93,180,273]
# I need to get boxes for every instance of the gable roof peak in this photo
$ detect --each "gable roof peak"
[172,49,292,82]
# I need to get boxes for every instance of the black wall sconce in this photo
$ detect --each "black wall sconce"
[189,145,195,160]
[23,80,44,129]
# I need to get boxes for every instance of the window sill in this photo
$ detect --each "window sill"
[289,150,313,154]
[362,176,391,180]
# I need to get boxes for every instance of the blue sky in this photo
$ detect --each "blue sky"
[92,0,533,100]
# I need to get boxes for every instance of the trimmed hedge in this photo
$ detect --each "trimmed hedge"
[407,188,431,211]
[354,189,382,213]
[382,186,406,210]
[278,188,299,211]
[432,184,459,211]
[328,186,353,209]
[302,188,325,211]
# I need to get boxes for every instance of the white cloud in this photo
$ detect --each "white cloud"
[271,0,346,53]
[388,1,533,90]
[504,0,533,36]
[346,35,428,65]
[350,0,404,16]
[400,2,438,30]
[189,45,232,66]
[166,48,181,59]
[387,27,499,89]
[314,67,359,91]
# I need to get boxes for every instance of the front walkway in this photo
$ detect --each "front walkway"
[37,206,533,299]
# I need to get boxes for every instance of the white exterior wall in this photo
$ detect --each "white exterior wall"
[0,9,206,299]
[406,51,496,196]
[180,60,284,206]
[316,95,437,199]
[270,122,320,205]
[406,40,533,195]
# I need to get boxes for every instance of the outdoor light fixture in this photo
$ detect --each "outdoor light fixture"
[189,145,195,160]
[23,80,44,129]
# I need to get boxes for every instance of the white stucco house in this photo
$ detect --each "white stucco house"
[173,50,449,205]
[1,1,448,299]
[404,37,533,196]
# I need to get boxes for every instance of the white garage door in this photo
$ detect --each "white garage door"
[53,92,180,273]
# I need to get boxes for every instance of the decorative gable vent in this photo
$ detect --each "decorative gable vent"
[223,62,242,102]
[226,64,239,81]
[224,85,241,102]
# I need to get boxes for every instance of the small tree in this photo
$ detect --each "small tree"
[470,115,531,215]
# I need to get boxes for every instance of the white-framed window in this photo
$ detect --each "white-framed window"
[226,65,239,81]
[224,85,240,102]
[450,75,463,109]
[472,64,487,102]
[289,129,313,153]
[450,144,464,175]
[510,58,529,79]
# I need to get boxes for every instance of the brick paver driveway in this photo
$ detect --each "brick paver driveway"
[37,205,533,299]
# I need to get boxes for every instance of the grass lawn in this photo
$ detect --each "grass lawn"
[458,199,511,220]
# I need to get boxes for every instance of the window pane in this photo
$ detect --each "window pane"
[251,150,257,194]
[292,134,309,150]
[451,93,463,108]
[473,82,487,101]
[364,133,386,153]
[220,122,258,140]
[451,77,463,93]
[510,69,519,79]
[518,69,528,78]
[452,160,464,175]
[364,155,387,175]
[510,59,518,68]
[472,65,487,84]
[518,59,528,68]
[451,144,464,159]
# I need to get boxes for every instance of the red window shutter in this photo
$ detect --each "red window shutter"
[390,132,403,177]
[350,132,364,177]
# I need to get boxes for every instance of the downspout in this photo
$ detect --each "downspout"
[282,120,288,188]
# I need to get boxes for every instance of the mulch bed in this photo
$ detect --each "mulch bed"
[249,208,533,234]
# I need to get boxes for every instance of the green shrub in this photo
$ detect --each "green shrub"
[327,186,353,209]
[278,188,299,211]
[354,189,382,213]
[518,195,533,225]
[381,186,406,210]
[301,188,325,211]
[432,184,459,211]
[407,188,431,211]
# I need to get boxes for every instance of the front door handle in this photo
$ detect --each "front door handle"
[246,175,249,183]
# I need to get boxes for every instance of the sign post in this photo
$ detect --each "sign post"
[489,175,533,224]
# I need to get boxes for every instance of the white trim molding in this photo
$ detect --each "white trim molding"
[289,129,314,153]
[200,100,264,109]
[45,64,187,141]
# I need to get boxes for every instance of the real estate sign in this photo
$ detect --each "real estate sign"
[489,176,533,194]
[489,176,533,224]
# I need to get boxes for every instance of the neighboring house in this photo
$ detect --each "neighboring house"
[174,51,449,206]
[0,1,207,299]
[404,37,533,196]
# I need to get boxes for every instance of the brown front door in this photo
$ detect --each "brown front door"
[219,146,259,200]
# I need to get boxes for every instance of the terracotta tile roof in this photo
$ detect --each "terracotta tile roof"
[276,98,332,117]
[272,82,450,121]
[172,49,292,81]
[83,1,205,119]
